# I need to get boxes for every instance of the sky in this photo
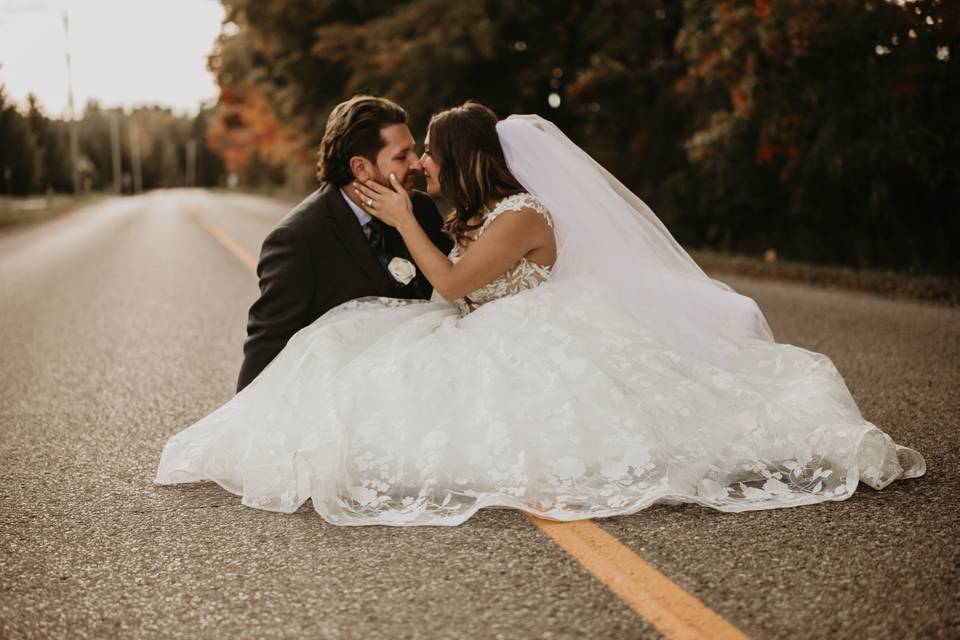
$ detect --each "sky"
[0,0,226,117]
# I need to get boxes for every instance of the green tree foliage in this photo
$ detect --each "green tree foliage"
[25,94,72,192]
[0,82,225,195]
[0,83,38,195]
[75,102,225,191]
[213,0,957,274]
[212,0,684,197]
[4,1,943,272]
[673,0,959,273]
[4,2,956,272]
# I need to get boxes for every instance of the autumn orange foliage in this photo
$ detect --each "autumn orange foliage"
[206,84,308,175]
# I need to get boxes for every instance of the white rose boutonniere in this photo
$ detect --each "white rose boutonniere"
[387,257,417,285]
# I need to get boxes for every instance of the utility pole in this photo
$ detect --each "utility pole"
[110,113,122,194]
[129,124,143,194]
[63,10,80,194]
[186,139,197,188]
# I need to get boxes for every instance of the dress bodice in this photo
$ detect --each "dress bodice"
[445,193,554,315]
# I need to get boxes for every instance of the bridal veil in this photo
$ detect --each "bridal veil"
[496,115,773,358]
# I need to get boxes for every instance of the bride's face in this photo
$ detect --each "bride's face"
[420,134,441,196]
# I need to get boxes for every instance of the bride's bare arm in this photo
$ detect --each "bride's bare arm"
[354,176,553,300]
[403,206,551,300]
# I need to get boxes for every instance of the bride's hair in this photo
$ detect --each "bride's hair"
[427,101,525,245]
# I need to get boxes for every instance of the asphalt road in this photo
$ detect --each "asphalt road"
[1,191,957,639]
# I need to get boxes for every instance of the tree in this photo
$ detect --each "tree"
[212,0,686,195]
[25,94,72,192]
[209,0,959,274]
[0,82,38,195]
[673,0,959,273]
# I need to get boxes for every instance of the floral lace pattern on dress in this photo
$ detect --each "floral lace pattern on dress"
[155,195,925,526]
[448,193,554,316]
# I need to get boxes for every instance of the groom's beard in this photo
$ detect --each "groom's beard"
[372,169,417,194]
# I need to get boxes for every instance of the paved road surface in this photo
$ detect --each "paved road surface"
[1,191,957,639]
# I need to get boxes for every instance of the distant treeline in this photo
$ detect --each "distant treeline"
[206,0,958,275]
[0,89,224,194]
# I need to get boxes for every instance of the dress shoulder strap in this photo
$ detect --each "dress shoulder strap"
[478,193,553,236]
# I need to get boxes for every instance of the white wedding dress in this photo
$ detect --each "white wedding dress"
[155,118,925,526]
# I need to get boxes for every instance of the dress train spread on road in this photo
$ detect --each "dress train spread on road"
[154,277,925,526]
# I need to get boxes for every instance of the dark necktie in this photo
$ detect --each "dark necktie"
[365,219,384,254]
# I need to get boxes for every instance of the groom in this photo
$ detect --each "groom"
[236,95,452,391]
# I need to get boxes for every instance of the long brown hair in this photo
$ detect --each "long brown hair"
[427,102,525,245]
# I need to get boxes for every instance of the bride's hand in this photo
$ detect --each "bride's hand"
[354,174,415,229]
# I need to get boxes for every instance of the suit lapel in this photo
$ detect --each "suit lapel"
[320,184,393,291]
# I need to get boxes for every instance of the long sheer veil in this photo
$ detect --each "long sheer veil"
[496,114,774,353]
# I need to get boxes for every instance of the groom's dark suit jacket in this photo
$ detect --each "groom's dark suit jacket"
[236,183,452,392]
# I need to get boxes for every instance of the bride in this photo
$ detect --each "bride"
[155,102,925,526]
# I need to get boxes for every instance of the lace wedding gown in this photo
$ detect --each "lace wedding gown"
[155,192,925,526]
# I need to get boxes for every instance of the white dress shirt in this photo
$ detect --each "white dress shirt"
[340,188,373,237]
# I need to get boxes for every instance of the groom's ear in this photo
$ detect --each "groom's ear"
[348,156,373,182]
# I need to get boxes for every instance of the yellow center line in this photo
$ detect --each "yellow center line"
[191,206,750,640]
[191,208,258,271]
[530,517,748,639]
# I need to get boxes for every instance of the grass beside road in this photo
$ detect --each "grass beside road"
[693,248,960,307]
[0,194,106,229]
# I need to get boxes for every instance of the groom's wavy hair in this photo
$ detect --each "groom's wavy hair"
[427,101,525,245]
[316,95,407,187]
